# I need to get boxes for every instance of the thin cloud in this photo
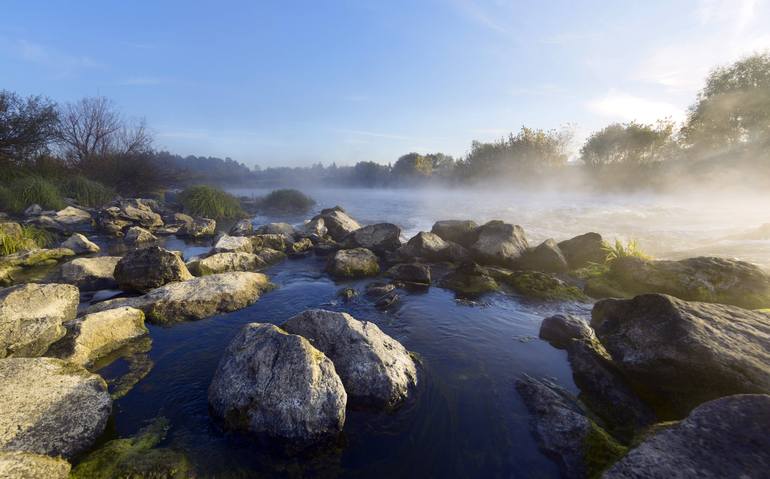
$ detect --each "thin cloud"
[452,0,508,34]
[587,90,685,124]
[335,128,411,141]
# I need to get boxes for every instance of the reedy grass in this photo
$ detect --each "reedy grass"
[178,185,245,219]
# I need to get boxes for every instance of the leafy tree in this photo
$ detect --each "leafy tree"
[580,121,675,168]
[0,91,59,165]
[352,161,390,187]
[392,153,434,179]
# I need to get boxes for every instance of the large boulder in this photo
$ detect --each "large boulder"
[592,294,770,416]
[187,252,264,276]
[342,223,402,254]
[282,310,417,407]
[87,272,271,324]
[397,232,468,263]
[123,226,157,246]
[558,232,605,270]
[60,233,100,254]
[515,239,568,273]
[0,451,71,479]
[114,246,193,292]
[326,248,380,278]
[431,220,479,248]
[606,256,770,309]
[539,314,595,349]
[46,307,147,367]
[604,394,770,479]
[0,357,111,458]
[208,323,346,442]
[470,220,529,267]
[60,256,120,290]
[0,283,79,359]
[214,234,253,254]
[313,207,361,241]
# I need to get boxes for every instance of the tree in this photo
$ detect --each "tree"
[0,91,59,164]
[392,153,434,180]
[352,161,390,187]
[681,53,770,153]
[580,121,675,168]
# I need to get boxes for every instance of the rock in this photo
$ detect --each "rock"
[0,451,71,479]
[431,220,479,248]
[187,252,264,276]
[208,323,346,441]
[0,357,111,458]
[558,232,605,270]
[398,232,450,262]
[604,394,770,479]
[505,271,587,302]
[386,263,431,284]
[337,287,358,302]
[313,240,339,257]
[256,222,297,237]
[343,223,402,254]
[375,292,400,309]
[302,217,328,238]
[516,239,569,273]
[0,283,79,359]
[69,417,191,479]
[123,226,157,246]
[177,217,216,238]
[591,294,770,416]
[515,374,626,479]
[288,237,313,255]
[46,307,147,367]
[470,220,529,267]
[0,248,74,269]
[116,199,163,229]
[87,272,271,324]
[114,246,193,292]
[60,256,120,290]
[326,248,380,278]
[23,204,42,216]
[365,281,396,298]
[440,262,500,295]
[0,221,23,237]
[214,234,253,254]
[313,206,361,241]
[250,234,287,252]
[607,256,770,309]
[59,233,99,254]
[283,310,417,407]
[539,314,595,349]
[229,218,254,236]
[255,248,287,266]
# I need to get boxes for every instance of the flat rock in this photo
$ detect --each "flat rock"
[214,234,253,254]
[60,256,120,290]
[187,252,264,276]
[343,223,402,254]
[0,451,71,479]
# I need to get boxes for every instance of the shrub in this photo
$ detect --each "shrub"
[5,176,64,213]
[0,225,52,256]
[59,176,114,207]
[178,185,245,219]
[602,239,650,264]
[257,189,316,215]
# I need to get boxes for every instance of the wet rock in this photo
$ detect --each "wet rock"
[365,281,396,297]
[255,248,287,266]
[607,256,770,309]
[313,240,339,257]
[558,232,605,270]
[0,283,79,359]
[250,233,287,252]
[604,394,770,479]
[516,239,569,273]
[214,234,253,254]
[60,256,120,290]
[440,262,500,295]
[515,374,626,479]
[60,233,100,254]
[87,272,271,324]
[470,220,529,267]
[342,223,402,254]
[123,226,157,246]
[229,218,254,236]
[0,451,71,479]
[398,232,450,262]
[116,199,163,229]
[283,310,417,407]
[177,216,216,238]
[505,271,587,302]
[375,292,400,309]
[256,222,297,237]
[539,314,595,349]
[0,357,111,458]
[208,323,346,442]
[46,307,147,367]
[312,206,361,241]
[431,220,479,248]
[591,294,770,416]
[0,248,75,269]
[187,252,264,276]
[386,263,431,284]
[288,237,313,255]
[326,248,380,278]
[337,287,358,302]
[93,336,153,400]
[114,246,193,293]
[23,204,42,217]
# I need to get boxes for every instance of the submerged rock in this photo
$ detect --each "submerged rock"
[283,310,417,408]
[0,357,111,458]
[591,294,770,416]
[505,271,587,302]
[0,451,71,479]
[187,252,264,276]
[255,248,287,266]
[123,226,157,246]
[604,394,770,479]
[60,233,100,254]
[470,220,529,267]
[558,232,605,270]
[326,248,380,278]
[431,220,479,248]
[365,281,396,298]
[60,256,120,290]
[208,323,346,442]
[114,246,193,293]
[342,223,402,254]
[516,239,568,273]
[87,272,271,324]
[312,206,361,242]
[0,283,79,358]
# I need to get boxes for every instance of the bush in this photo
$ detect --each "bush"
[257,189,316,215]
[3,176,65,213]
[0,225,52,256]
[178,185,245,219]
[602,239,650,264]
[59,176,114,207]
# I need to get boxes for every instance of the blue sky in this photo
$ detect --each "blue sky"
[2,0,769,167]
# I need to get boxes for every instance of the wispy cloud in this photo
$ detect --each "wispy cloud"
[451,0,508,34]
[1,38,102,76]
[586,90,685,124]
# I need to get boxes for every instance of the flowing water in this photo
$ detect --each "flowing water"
[88,188,770,478]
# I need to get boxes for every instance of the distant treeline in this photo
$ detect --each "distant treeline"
[2,53,770,197]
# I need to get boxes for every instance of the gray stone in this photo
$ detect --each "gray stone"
[386,263,431,284]
[256,222,297,237]
[177,217,216,238]
[214,234,253,254]
[313,207,361,241]
[343,223,402,254]
[539,314,595,349]
[60,256,120,290]
[123,226,157,245]
[229,219,254,236]
[558,232,605,270]
[516,239,569,273]
[431,220,479,247]
[60,233,100,254]
[470,220,529,267]
[187,252,264,276]
[114,246,193,292]
[326,248,380,278]
[250,234,287,252]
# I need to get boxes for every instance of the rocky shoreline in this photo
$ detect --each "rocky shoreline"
[1,198,769,477]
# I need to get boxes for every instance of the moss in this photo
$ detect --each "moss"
[583,421,628,478]
[71,417,191,479]
[440,271,500,295]
[506,271,588,302]
[584,275,632,299]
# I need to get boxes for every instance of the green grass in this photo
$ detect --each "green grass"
[0,225,52,256]
[257,188,316,214]
[58,175,114,207]
[178,185,245,219]
[602,239,650,264]
[0,176,65,213]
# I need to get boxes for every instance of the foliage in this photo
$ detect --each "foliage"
[602,239,650,264]
[178,185,245,219]
[0,90,59,164]
[80,151,172,198]
[257,188,316,214]
[0,225,52,256]
[58,175,114,207]
[581,121,676,168]
[2,176,65,213]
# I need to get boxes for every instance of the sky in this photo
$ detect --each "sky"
[2,0,770,167]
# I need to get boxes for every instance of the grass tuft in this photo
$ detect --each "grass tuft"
[0,225,52,256]
[59,175,114,207]
[178,185,245,219]
[602,239,650,265]
[1,176,65,213]
[257,188,316,215]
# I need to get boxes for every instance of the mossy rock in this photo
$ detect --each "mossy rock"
[583,421,628,478]
[71,417,191,479]
[506,271,588,302]
[440,270,499,295]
